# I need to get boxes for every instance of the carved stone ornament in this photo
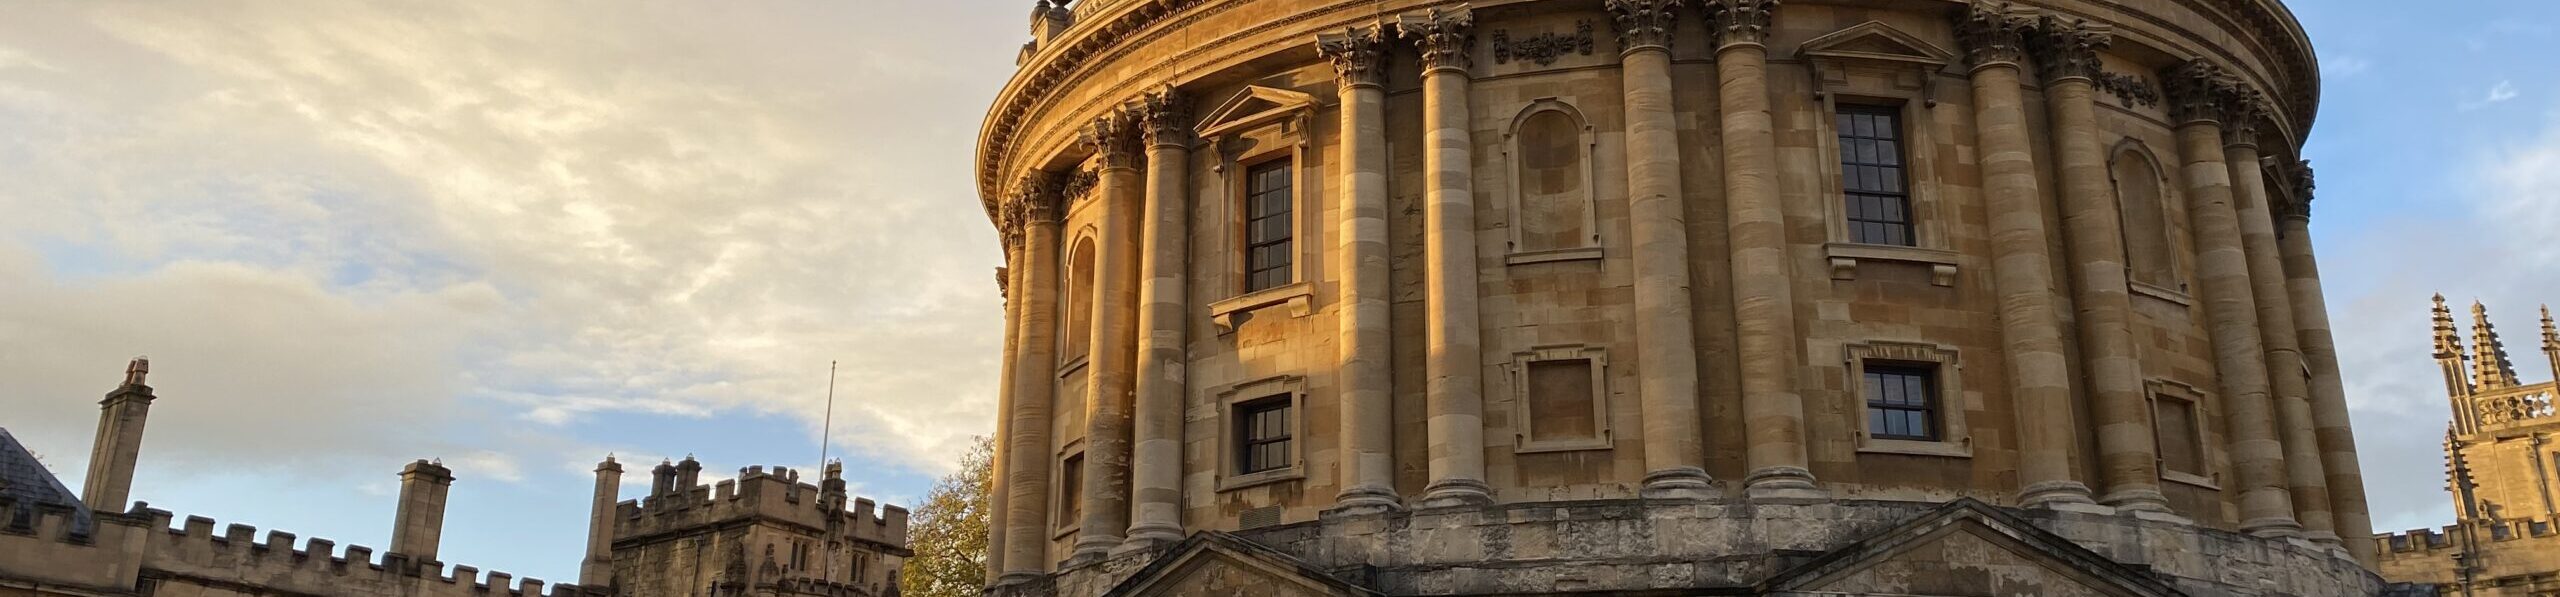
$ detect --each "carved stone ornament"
[1398,6,1476,72]
[1493,20,1594,66]
[996,266,1011,299]
[2289,159,2316,219]
[1700,0,1778,49]
[1315,25,1388,87]
[1605,0,1680,52]
[1059,167,1101,204]
[2094,72,2160,109]
[2219,87,2269,146]
[1954,1,2035,70]
[1010,171,1064,224]
[1138,86,1192,147]
[1083,110,1144,170]
[2162,60,2239,125]
[2030,15,2110,82]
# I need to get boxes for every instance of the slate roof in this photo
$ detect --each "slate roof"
[0,427,94,535]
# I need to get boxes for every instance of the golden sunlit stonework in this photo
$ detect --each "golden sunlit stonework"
[977,0,2389,595]
[2373,297,2560,594]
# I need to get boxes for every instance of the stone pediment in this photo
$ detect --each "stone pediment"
[1196,86,1316,139]
[1761,499,2187,597]
[1101,532,1379,597]
[1797,21,1956,67]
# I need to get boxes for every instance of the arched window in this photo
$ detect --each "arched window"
[2111,146,2177,289]
[1062,235,1097,361]
[1505,100,1598,262]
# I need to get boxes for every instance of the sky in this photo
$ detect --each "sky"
[0,0,2552,583]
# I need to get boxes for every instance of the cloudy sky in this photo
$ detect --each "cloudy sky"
[0,0,2551,583]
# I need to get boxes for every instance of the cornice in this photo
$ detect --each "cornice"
[975,0,2321,225]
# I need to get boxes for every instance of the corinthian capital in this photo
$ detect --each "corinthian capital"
[1083,110,1144,170]
[1955,1,2035,71]
[996,266,1011,299]
[2031,15,2111,82]
[1699,0,1778,49]
[2275,160,2315,220]
[1605,0,1681,54]
[2162,60,2239,125]
[1398,6,1476,73]
[2219,87,2268,147]
[1316,25,1389,88]
[1137,86,1193,147]
[1009,171,1064,225]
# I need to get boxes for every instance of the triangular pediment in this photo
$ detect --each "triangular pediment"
[1762,499,2187,597]
[1798,21,1956,67]
[1197,86,1317,138]
[1103,532,1379,597]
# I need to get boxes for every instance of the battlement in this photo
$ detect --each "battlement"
[2377,517,2560,556]
[94,503,608,597]
[611,464,909,555]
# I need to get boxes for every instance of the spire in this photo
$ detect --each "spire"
[2436,294,2475,396]
[2473,301,2522,389]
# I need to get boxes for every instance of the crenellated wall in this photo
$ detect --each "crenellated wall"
[2376,518,2560,593]
[0,498,602,597]
[612,465,908,554]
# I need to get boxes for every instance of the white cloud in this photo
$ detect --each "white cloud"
[2461,80,2521,110]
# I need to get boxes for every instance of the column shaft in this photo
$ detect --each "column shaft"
[1620,42,1712,498]
[1418,61,1491,508]
[1125,92,1192,549]
[2229,138,2335,541]
[1967,59,2092,507]
[1717,39,1817,499]
[1323,28,1401,512]
[998,196,1062,581]
[2044,75,2164,511]
[986,258,1022,575]
[2282,211,2375,564]
[1073,128,1145,559]
[2172,115,2300,537]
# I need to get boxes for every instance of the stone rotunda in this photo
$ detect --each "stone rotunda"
[975,0,2380,594]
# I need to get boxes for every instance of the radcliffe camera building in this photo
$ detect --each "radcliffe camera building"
[977,0,2384,595]
[0,360,913,597]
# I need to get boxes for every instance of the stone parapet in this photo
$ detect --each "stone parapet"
[0,498,606,597]
[611,465,910,557]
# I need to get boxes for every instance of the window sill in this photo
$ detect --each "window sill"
[1856,438,1972,458]
[2129,280,2194,307]
[1207,282,1314,335]
[1516,434,1613,454]
[1505,247,1603,266]
[1217,468,1304,493]
[2161,470,2218,490]
[1825,242,1958,287]
[1055,355,1089,379]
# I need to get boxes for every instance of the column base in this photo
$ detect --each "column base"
[1743,467,1827,504]
[1115,526,1184,555]
[1641,467,1715,501]
[1066,534,1124,566]
[2099,488,2174,513]
[1325,487,1405,517]
[2241,517,2306,539]
[994,571,1047,586]
[2302,529,2342,545]
[2019,480,2098,510]
[1418,479,1494,509]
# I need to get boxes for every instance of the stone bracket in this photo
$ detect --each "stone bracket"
[1207,282,1315,335]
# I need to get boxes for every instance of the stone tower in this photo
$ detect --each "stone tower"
[2377,298,2560,593]
[976,0,2377,595]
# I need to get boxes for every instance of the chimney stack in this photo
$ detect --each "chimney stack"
[675,455,702,494]
[651,459,677,499]
[389,459,455,564]
[81,357,156,512]
[580,455,622,587]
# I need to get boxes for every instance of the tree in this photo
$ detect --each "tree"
[900,435,992,597]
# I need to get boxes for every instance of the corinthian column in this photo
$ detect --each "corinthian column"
[1605,0,1712,499]
[2223,95,2336,543]
[997,175,1064,583]
[1704,0,1818,502]
[1071,112,1145,561]
[1317,25,1403,515]
[2164,61,2300,537]
[1958,2,2093,508]
[2031,16,2166,512]
[1123,87,1192,551]
[986,243,1022,576]
[1400,6,1492,508]
[2277,165,2376,564]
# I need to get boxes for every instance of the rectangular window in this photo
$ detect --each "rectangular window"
[1525,358,1598,443]
[1838,105,1913,247]
[1057,453,1084,524]
[1244,160,1295,292]
[1236,396,1293,474]
[1864,364,1938,441]
[2154,396,2205,475]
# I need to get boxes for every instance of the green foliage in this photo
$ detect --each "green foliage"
[900,435,992,597]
